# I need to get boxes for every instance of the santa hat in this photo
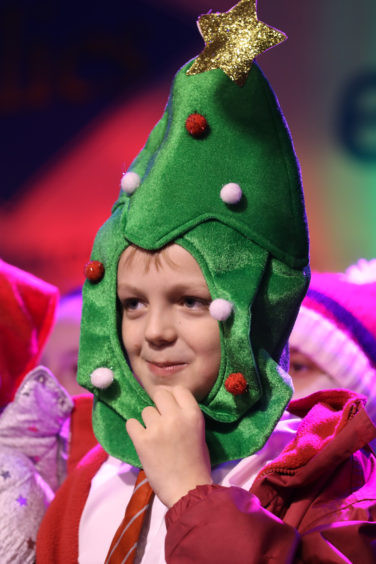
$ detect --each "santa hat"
[0,259,59,406]
[289,259,376,420]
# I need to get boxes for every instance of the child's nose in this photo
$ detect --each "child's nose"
[144,309,177,346]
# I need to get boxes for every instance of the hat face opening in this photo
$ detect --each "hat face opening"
[116,243,221,404]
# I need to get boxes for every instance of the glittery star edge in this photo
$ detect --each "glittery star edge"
[187,0,287,86]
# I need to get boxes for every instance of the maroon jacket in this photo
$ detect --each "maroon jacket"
[37,390,376,563]
[166,390,376,563]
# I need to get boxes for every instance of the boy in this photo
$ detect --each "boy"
[37,2,376,562]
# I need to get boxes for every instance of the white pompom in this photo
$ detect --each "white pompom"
[209,299,234,321]
[120,171,141,195]
[344,258,376,284]
[90,367,114,389]
[220,183,242,205]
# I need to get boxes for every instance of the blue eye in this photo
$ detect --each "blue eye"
[124,298,141,310]
[184,297,198,308]
[182,296,209,309]
[290,362,307,373]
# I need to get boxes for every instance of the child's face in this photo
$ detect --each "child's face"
[117,244,221,402]
[41,293,86,397]
[289,347,337,399]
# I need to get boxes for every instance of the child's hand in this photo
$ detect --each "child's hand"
[126,386,212,508]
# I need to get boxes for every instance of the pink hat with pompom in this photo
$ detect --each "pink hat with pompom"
[289,259,376,420]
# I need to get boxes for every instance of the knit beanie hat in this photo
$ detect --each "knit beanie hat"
[77,0,310,467]
[289,259,376,420]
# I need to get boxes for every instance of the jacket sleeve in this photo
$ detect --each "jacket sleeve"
[165,485,299,563]
[165,484,376,563]
[298,520,376,563]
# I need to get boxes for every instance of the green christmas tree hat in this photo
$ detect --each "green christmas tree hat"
[77,0,310,467]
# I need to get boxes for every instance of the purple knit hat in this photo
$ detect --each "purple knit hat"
[289,259,376,420]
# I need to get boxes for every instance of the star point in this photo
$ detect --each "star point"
[187,0,286,86]
[27,538,36,550]
[16,495,27,506]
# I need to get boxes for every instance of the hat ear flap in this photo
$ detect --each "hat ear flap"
[251,257,310,365]
[205,348,293,462]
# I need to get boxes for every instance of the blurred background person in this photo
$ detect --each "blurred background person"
[289,259,376,424]
[0,259,71,563]
[41,288,86,396]
[0,260,96,563]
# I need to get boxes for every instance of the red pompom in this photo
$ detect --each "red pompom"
[185,113,208,138]
[84,260,104,283]
[224,373,248,395]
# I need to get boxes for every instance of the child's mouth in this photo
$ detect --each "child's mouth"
[146,361,188,377]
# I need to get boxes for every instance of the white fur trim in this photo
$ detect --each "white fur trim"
[209,299,234,321]
[120,171,141,195]
[90,367,114,389]
[220,183,242,205]
[290,306,376,419]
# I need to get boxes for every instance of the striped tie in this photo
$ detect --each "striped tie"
[105,469,154,564]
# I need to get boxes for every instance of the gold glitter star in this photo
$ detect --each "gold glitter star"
[187,0,287,86]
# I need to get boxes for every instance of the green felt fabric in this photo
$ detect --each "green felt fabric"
[77,59,310,467]
[113,60,308,269]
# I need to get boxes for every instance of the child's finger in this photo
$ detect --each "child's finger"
[172,386,201,411]
[152,387,180,414]
[141,405,160,427]
[126,417,145,442]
